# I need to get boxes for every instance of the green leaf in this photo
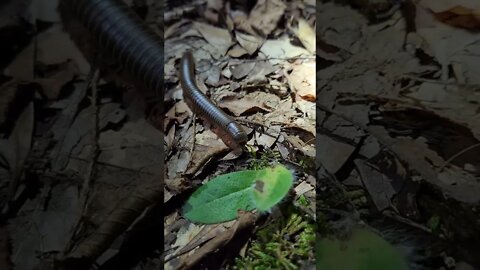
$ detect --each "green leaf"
[251,165,294,211]
[316,228,409,270]
[183,165,294,224]
[183,170,259,224]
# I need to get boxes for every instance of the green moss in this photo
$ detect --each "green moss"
[296,194,309,207]
[298,156,315,172]
[247,148,281,170]
[232,207,315,269]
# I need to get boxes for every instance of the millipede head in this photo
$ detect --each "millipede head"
[226,122,248,144]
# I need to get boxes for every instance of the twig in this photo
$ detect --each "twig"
[381,210,432,234]
[404,75,480,87]
[62,69,100,254]
[81,69,101,210]
[438,143,480,172]
[187,114,197,167]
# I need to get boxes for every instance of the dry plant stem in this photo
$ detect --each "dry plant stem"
[81,69,101,214]
[62,68,100,254]
[188,114,197,165]
[382,210,432,234]
[64,179,162,263]
[438,143,480,172]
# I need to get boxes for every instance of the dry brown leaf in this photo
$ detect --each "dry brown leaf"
[260,37,310,63]
[177,221,235,255]
[354,159,397,211]
[0,101,34,196]
[167,120,194,177]
[317,2,366,54]
[286,62,315,101]
[251,131,277,148]
[294,97,315,119]
[229,10,256,36]
[185,142,229,176]
[6,25,89,79]
[290,18,316,53]
[434,6,480,30]
[283,133,315,157]
[228,44,248,58]
[194,22,233,57]
[165,20,190,39]
[168,151,192,179]
[166,101,190,124]
[236,32,262,55]
[249,0,286,36]
[388,136,480,203]
[218,94,271,116]
[402,84,480,144]
[175,211,258,269]
[420,0,480,30]
[205,65,222,86]
[416,3,480,81]
[48,82,89,171]
[359,135,381,159]
[230,62,256,79]
[195,129,228,147]
[10,182,81,269]
[171,223,205,251]
[98,118,162,175]
[246,61,277,83]
[34,60,79,100]
[317,134,357,174]
[291,118,315,139]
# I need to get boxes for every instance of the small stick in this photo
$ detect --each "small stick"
[62,68,100,254]
[438,143,480,172]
